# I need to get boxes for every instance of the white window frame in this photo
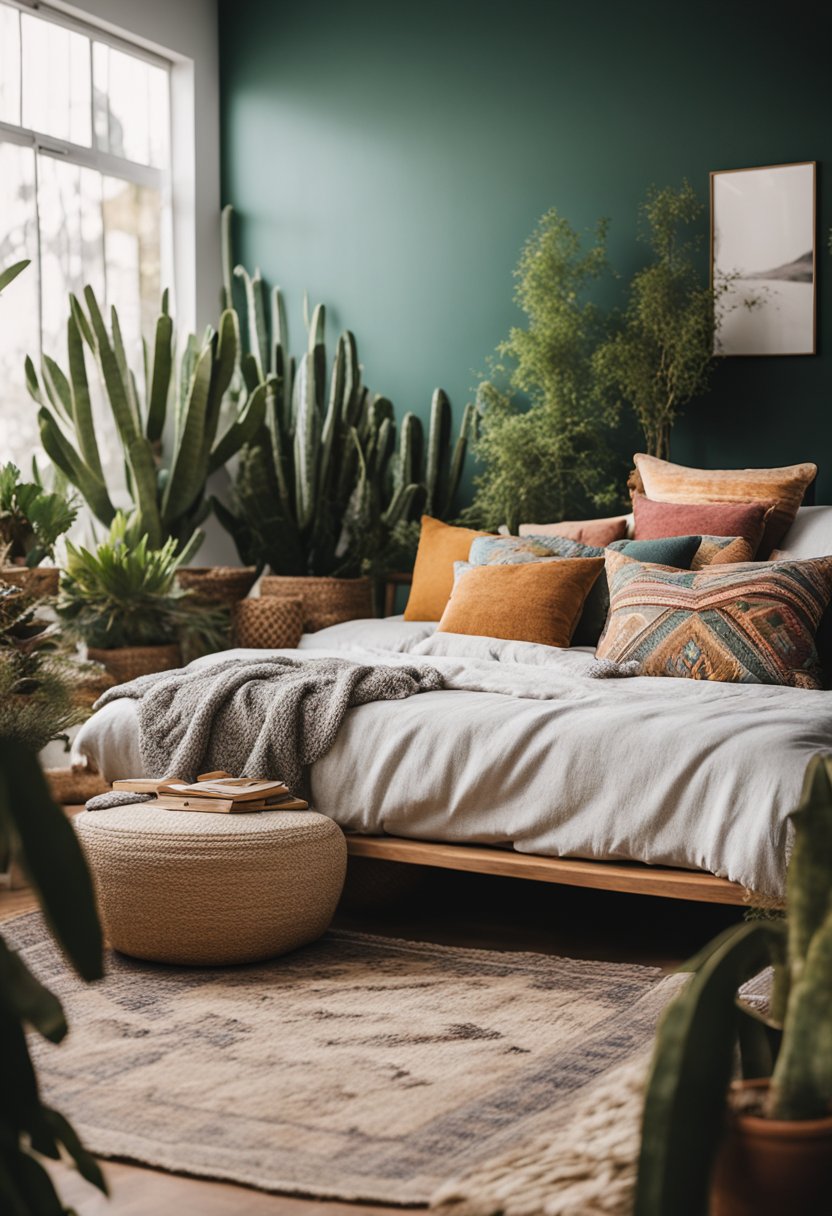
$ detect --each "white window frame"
[0,0,176,357]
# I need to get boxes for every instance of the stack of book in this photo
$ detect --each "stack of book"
[112,771,309,814]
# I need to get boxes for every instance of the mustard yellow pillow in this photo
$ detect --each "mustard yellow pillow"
[436,558,604,647]
[404,517,490,621]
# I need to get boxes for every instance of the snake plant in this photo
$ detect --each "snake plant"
[25,286,268,559]
[216,205,475,576]
[635,753,832,1216]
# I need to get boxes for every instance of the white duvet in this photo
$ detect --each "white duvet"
[73,618,832,898]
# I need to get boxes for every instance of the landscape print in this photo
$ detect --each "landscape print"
[711,161,816,355]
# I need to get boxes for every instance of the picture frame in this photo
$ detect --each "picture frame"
[710,161,816,357]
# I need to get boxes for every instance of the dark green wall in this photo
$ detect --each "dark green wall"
[219,0,831,505]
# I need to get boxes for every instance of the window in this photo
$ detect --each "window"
[0,1,172,475]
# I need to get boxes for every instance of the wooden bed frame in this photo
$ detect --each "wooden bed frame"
[346,835,771,907]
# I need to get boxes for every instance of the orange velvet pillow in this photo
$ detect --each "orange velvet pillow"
[436,558,604,647]
[404,517,490,621]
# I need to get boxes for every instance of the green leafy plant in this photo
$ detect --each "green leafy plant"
[216,206,474,577]
[465,210,623,533]
[0,258,30,295]
[0,464,77,568]
[56,513,222,651]
[26,287,267,558]
[0,741,107,1213]
[593,181,731,461]
[635,753,832,1215]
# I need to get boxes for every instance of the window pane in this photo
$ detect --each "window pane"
[103,177,163,358]
[0,4,21,125]
[37,155,105,358]
[93,43,169,168]
[21,12,91,146]
[0,142,40,472]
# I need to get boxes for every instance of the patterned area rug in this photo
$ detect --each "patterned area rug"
[7,913,680,1205]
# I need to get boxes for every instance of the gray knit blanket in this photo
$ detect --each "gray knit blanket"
[95,655,444,795]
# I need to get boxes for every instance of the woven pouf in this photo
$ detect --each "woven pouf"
[231,596,304,649]
[75,804,347,966]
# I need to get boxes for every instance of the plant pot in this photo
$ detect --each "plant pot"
[260,575,374,632]
[711,1080,832,1216]
[176,565,258,606]
[87,643,182,684]
[1,565,60,597]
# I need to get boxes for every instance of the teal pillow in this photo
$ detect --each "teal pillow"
[609,535,702,568]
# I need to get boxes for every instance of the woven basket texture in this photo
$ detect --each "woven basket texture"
[87,643,182,683]
[260,575,374,632]
[1,566,60,597]
[47,767,110,806]
[75,805,347,964]
[176,565,258,605]
[232,597,304,649]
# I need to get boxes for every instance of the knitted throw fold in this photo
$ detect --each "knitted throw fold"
[94,655,444,794]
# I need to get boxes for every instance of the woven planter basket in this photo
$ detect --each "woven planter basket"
[46,767,110,806]
[87,643,182,684]
[1,565,60,597]
[260,575,374,632]
[176,565,258,605]
[232,597,304,649]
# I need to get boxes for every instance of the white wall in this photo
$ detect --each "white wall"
[53,0,220,332]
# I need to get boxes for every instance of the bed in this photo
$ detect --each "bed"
[73,616,832,907]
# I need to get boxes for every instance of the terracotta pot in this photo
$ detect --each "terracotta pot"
[87,643,182,684]
[1,565,60,597]
[711,1080,832,1216]
[260,575,374,632]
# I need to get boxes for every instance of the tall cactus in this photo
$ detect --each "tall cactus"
[635,753,832,1216]
[216,205,474,577]
[26,286,266,557]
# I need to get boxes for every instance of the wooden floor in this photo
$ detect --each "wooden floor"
[2,859,742,1214]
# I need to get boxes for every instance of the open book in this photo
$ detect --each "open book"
[112,771,309,814]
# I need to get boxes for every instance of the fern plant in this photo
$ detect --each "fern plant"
[0,463,77,568]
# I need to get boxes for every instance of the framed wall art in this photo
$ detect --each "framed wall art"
[710,161,816,356]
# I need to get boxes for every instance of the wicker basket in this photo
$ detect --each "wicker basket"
[46,767,110,806]
[87,643,182,684]
[1,565,60,597]
[176,565,258,605]
[260,575,374,632]
[232,597,304,649]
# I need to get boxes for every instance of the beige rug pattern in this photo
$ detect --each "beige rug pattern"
[9,913,677,1205]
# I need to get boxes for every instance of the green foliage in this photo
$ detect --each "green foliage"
[0,258,30,295]
[56,512,220,650]
[593,181,722,460]
[0,741,107,1214]
[636,754,832,1214]
[0,464,77,568]
[217,206,473,577]
[465,210,624,533]
[26,286,266,557]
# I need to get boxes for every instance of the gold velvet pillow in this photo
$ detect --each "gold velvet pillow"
[404,517,490,621]
[633,453,817,557]
[436,558,604,647]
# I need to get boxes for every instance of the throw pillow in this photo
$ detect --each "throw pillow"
[437,558,605,648]
[690,534,756,570]
[404,517,489,622]
[633,493,770,554]
[771,506,832,560]
[608,535,702,568]
[517,515,630,546]
[596,549,832,688]
[632,453,817,556]
[469,533,608,645]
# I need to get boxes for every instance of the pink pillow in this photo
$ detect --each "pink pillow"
[633,494,771,554]
[518,515,630,546]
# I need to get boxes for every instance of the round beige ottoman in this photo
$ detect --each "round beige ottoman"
[75,804,347,966]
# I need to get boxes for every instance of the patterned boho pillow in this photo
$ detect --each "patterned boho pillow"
[690,534,756,569]
[596,550,832,688]
[632,454,817,556]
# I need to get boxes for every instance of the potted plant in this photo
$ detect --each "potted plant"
[25,285,265,582]
[55,513,224,681]
[635,753,832,1216]
[216,206,475,627]
[0,461,77,596]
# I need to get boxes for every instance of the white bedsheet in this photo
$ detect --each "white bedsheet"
[73,619,832,898]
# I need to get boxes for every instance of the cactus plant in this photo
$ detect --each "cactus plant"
[215,205,475,577]
[25,286,268,558]
[635,753,832,1215]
